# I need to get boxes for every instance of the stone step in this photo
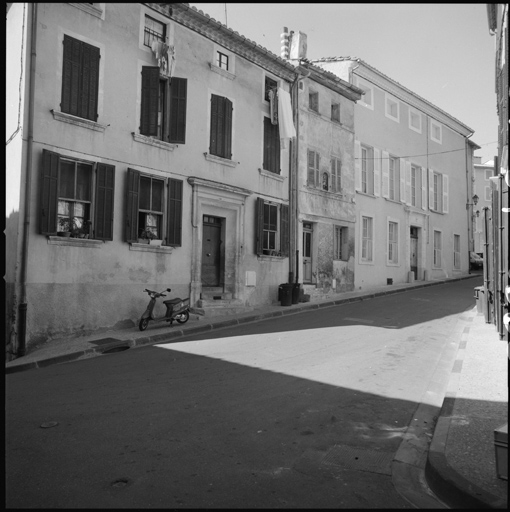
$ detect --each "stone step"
[200,291,233,301]
[192,304,254,318]
[196,298,244,308]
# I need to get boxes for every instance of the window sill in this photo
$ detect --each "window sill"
[359,259,374,265]
[129,243,174,254]
[47,236,103,248]
[52,110,107,132]
[307,185,344,198]
[209,63,236,80]
[258,254,286,262]
[132,133,176,151]
[356,191,376,198]
[258,168,285,182]
[204,153,238,168]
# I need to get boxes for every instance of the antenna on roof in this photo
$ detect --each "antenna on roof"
[224,3,228,27]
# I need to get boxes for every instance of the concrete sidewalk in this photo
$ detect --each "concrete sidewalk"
[425,304,508,509]
[6,274,508,508]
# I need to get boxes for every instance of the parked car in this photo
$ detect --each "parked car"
[470,252,484,270]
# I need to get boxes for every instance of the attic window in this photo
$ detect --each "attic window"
[144,15,166,48]
[309,91,318,112]
[265,76,277,101]
[217,51,229,71]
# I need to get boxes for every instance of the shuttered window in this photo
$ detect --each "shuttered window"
[61,35,100,121]
[140,67,187,143]
[307,149,320,188]
[125,169,183,246]
[331,157,341,192]
[167,179,183,246]
[255,197,289,257]
[263,117,280,174]
[210,94,233,159]
[39,149,114,240]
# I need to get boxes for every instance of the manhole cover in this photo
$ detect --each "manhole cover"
[90,338,122,346]
[322,445,393,475]
[40,421,59,429]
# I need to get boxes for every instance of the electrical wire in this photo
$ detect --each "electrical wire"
[355,141,499,160]
[6,3,26,146]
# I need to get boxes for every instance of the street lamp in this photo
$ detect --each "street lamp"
[466,194,479,208]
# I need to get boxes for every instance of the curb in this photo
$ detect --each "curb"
[5,274,480,375]
[424,306,507,510]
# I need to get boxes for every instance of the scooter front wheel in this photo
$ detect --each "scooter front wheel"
[175,311,189,324]
[138,317,150,331]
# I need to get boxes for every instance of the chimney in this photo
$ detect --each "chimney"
[289,31,307,60]
[474,156,482,164]
[281,27,290,59]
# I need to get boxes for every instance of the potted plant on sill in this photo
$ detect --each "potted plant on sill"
[57,217,73,237]
[138,229,156,244]
[71,219,91,239]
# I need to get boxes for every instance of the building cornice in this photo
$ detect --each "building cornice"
[147,3,297,82]
[313,57,475,137]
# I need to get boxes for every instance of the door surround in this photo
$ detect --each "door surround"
[188,177,252,306]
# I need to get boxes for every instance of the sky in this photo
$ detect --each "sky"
[190,3,499,164]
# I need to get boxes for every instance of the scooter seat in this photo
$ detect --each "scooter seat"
[164,298,183,305]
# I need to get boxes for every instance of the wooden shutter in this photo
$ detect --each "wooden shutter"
[307,150,316,187]
[81,42,100,121]
[125,168,140,242]
[61,35,81,117]
[167,178,183,246]
[331,159,336,193]
[169,77,187,144]
[381,151,389,198]
[421,167,427,210]
[255,197,264,255]
[354,140,361,191]
[95,163,115,240]
[405,160,412,204]
[210,94,220,156]
[429,169,435,210]
[280,203,289,257]
[140,67,160,136]
[315,152,320,189]
[40,149,60,235]
[61,35,99,121]
[224,97,233,159]
[442,174,449,213]
[263,117,280,173]
[400,158,406,203]
[373,148,381,197]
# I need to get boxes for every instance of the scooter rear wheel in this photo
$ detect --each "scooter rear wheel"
[175,311,189,324]
[138,317,150,331]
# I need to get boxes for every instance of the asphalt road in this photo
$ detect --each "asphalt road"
[5,279,476,508]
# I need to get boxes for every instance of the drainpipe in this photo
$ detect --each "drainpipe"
[18,2,37,357]
[289,64,310,284]
[465,136,474,273]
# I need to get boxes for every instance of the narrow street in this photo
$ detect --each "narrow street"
[6,279,475,508]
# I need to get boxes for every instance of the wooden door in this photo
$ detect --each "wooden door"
[202,216,222,287]
[303,222,313,283]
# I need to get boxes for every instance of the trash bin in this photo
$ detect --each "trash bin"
[474,286,483,313]
[279,283,293,306]
[292,283,301,305]
[494,423,508,480]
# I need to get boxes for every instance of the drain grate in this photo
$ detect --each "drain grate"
[322,445,393,475]
[90,338,122,346]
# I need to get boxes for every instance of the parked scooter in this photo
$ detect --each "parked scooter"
[138,288,190,331]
